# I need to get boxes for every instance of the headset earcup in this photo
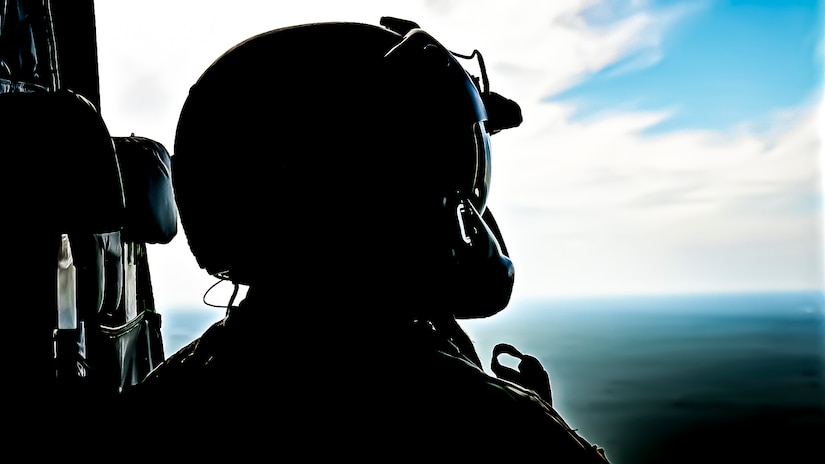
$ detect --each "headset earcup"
[448,201,514,319]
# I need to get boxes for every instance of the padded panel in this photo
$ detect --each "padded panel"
[0,90,125,233]
[113,135,177,244]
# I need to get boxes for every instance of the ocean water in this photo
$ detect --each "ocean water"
[461,290,825,464]
[159,291,825,463]
[160,307,226,355]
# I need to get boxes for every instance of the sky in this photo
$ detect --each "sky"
[93,0,824,311]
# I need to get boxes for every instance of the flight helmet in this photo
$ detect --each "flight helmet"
[172,17,522,318]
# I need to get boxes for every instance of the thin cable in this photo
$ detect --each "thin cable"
[202,276,241,316]
[225,282,240,317]
[451,49,489,94]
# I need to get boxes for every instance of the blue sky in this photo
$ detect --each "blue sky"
[554,0,823,135]
[94,0,824,309]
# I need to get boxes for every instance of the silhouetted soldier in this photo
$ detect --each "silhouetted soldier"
[122,17,609,462]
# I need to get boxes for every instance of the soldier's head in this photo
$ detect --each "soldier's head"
[172,18,522,319]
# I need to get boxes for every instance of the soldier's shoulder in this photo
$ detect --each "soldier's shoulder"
[425,347,610,462]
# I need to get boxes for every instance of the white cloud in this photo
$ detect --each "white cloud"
[489,99,823,298]
[92,1,823,308]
